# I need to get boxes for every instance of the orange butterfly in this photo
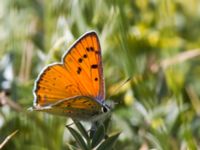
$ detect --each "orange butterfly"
[32,31,110,121]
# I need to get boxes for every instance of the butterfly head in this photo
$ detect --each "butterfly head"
[89,102,110,122]
[101,103,111,114]
[98,100,116,117]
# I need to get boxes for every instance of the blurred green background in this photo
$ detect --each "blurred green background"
[1,0,200,149]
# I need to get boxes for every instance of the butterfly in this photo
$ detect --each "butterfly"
[32,31,110,122]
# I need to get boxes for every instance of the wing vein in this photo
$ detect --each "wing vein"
[68,53,93,96]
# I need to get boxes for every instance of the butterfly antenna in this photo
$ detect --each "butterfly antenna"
[106,77,131,101]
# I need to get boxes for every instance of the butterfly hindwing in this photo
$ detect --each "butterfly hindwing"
[34,96,102,121]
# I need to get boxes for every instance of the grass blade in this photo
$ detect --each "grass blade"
[0,130,19,149]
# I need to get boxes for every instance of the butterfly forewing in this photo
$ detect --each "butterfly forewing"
[33,32,105,114]
[34,64,81,106]
[63,32,105,101]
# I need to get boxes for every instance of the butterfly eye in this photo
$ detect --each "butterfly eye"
[102,106,108,113]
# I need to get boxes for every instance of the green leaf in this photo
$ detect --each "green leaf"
[91,124,105,148]
[74,121,90,141]
[97,132,120,150]
[66,126,88,150]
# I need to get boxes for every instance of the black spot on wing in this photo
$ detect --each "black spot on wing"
[90,47,94,51]
[86,47,90,52]
[86,47,94,52]
[78,58,83,63]
[77,67,82,74]
[91,64,98,69]
[83,54,87,58]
